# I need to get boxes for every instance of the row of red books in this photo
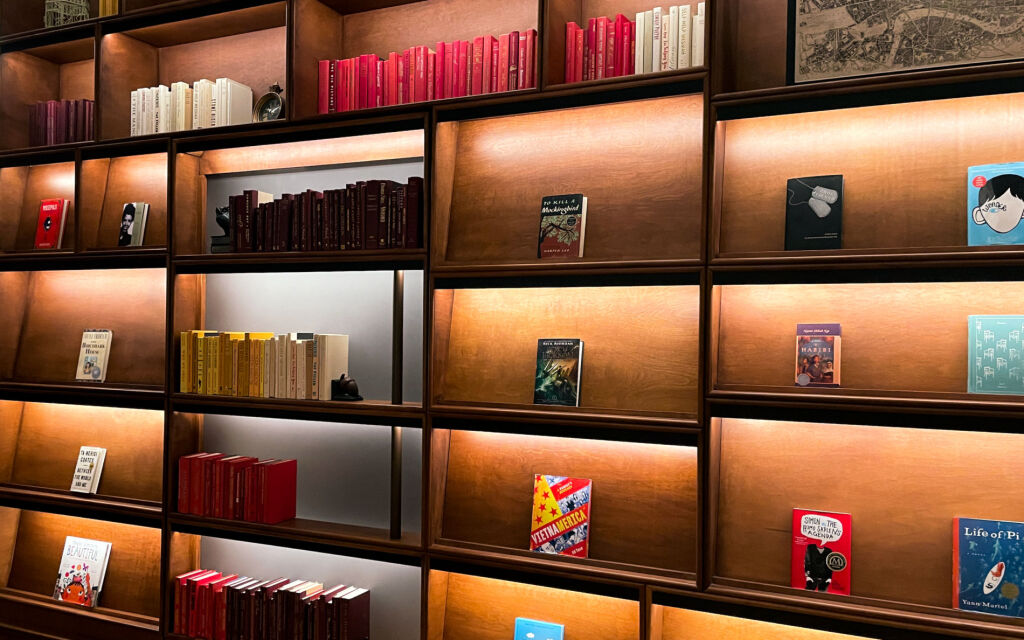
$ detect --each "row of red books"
[174,569,369,640]
[178,453,296,525]
[317,29,537,113]
[565,15,635,82]
[28,99,94,147]
[228,178,422,254]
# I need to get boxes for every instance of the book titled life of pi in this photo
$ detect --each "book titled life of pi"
[530,474,592,558]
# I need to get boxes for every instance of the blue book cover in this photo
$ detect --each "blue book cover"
[514,618,564,640]
[954,517,1024,618]
[968,164,1024,246]
[968,316,1024,395]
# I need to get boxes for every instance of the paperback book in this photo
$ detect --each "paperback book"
[70,446,106,494]
[795,324,840,387]
[530,475,592,558]
[968,164,1024,246]
[76,330,112,383]
[954,517,1024,619]
[969,315,1024,395]
[538,194,587,259]
[534,339,583,406]
[53,536,112,608]
[514,618,564,640]
[118,202,150,247]
[791,509,851,595]
[785,175,843,250]
[34,198,69,250]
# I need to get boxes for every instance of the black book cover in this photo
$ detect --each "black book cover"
[785,175,843,250]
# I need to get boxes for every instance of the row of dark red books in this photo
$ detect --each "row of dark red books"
[227,178,423,254]
[317,29,537,113]
[175,569,369,640]
[28,99,94,146]
[177,453,297,525]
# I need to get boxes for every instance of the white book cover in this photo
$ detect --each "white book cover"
[145,87,156,135]
[193,79,214,129]
[315,334,349,400]
[643,10,654,73]
[90,447,106,493]
[652,7,662,73]
[661,14,670,71]
[170,81,189,131]
[677,5,692,69]
[131,202,149,247]
[692,5,705,67]
[53,536,112,608]
[634,12,645,75]
[295,340,308,400]
[288,338,298,399]
[220,78,254,127]
[70,446,105,494]
[213,78,224,127]
[76,330,112,382]
[155,85,169,133]
[138,88,148,136]
[129,90,139,136]
[668,6,679,70]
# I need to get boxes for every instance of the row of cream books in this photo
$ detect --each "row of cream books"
[130,78,253,136]
[54,536,111,609]
[180,332,349,401]
[70,446,106,494]
[76,330,112,383]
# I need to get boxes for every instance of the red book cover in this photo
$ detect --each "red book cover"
[189,453,216,515]
[376,58,384,107]
[508,31,520,90]
[792,509,852,595]
[518,34,527,89]
[574,24,584,83]
[336,60,347,112]
[585,18,596,80]
[212,456,241,519]
[443,42,455,99]
[471,36,485,95]
[595,16,608,79]
[610,16,623,77]
[524,28,537,87]
[34,198,66,249]
[434,42,446,99]
[180,570,218,635]
[621,19,632,75]
[338,589,370,640]
[529,474,592,557]
[565,23,577,83]
[204,574,237,640]
[388,52,400,106]
[225,456,257,520]
[490,39,499,92]
[401,49,411,104]
[188,572,223,638]
[427,50,436,101]
[174,569,208,634]
[260,459,297,524]
[614,15,628,76]
[629,20,636,74]
[200,453,225,516]
[317,60,330,114]
[357,55,369,109]
[456,40,469,97]
[178,453,206,513]
[497,34,509,92]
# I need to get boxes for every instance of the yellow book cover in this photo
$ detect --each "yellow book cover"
[246,333,274,397]
[179,332,189,393]
[218,332,245,396]
[208,335,220,395]
[195,331,218,394]
[238,338,250,398]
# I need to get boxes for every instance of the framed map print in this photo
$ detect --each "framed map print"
[789,1,1024,84]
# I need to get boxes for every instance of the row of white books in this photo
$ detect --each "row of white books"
[130,78,253,136]
[639,3,705,73]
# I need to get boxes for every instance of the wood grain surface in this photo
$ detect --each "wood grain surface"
[439,430,697,571]
[0,507,20,585]
[11,163,77,251]
[713,0,786,93]
[436,285,700,414]
[98,33,159,141]
[0,50,94,150]
[79,154,169,250]
[437,95,703,265]
[0,274,30,379]
[291,0,345,120]
[0,402,24,484]
[125,3,286,48]
[715,418,1024,608]
[0,167,29,252]
[654,604,869,640]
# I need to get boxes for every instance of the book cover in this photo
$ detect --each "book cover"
[53,536,112,608]
[968,315,1024,395]
[530,475,592,558]
[969,164,1024,246]
[35,198,68,249]
[538,194,587,259]
[954,517,1024,618]
[795,324,840,387]
[76,330,112,383]
[534,339,583,406]
[791,509,852,595]
[514,618,565,640]
[785,175,843,250]
[70,445,106,494]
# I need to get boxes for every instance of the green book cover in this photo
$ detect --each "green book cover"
[969,315,1024,394]
[533,339,583,407]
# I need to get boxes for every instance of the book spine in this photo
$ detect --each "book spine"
[406,177,422,249]
[595,18,607,80]
[652,6,663,71]
[508,30,520,90]
[678,5,692,69]
[497,35,509,92]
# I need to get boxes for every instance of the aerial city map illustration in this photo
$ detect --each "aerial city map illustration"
[793,1,1024,82]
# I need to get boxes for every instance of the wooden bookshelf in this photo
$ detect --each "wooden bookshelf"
[79,151,169,251]
[0,159,76,253]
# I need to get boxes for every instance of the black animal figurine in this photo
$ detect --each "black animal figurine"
[331,374,363,401]
[210,205,233,254]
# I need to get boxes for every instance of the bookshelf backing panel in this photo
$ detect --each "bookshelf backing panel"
[434,96,703,266]
[714,281,1024,396]
[437,430,697,573]
[433,285,700,416]
[6,269,166,386]
[715,418,1024,609]
[1,162,76,252]
[0,2,96,37]
[717,93,1024,256]
[79,154,169,250]
[1,402,163,502]
[651,604,872,640]
[713,0,787,94]
[428,571,639,639]
[5,510,160,617]
[0,274,30,380]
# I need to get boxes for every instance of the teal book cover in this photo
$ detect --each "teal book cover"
[514,618,564,640]
[969,316,1024,395]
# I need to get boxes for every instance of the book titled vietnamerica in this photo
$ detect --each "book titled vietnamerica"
[530,475,591,558]
[785,175,843,250]
[795,324,840,387]
[792,509,851,595]
[76,330,112,383]
[53,536,111,608]
[534,339,583,406]
[955,518,1024,618]
[969,316,1024,395]
[538,194,587,259]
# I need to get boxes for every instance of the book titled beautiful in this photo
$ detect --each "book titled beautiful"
[792,509,851,595]
[954,517,1024,619]
[530,474,592,558]
[53,536,111,608]
[795,324,840,387]
[534,339,583,406]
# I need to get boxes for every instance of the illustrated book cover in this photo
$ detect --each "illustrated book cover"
[76,330,112,382]
[969,315,1024,395]
[514,617,565,640]
[792,509,851,595]
[968,164,1024,246]
[70,446,106,494]
[795,323,840,387]
[118,202,150,247]
[954,517,1024,619]
[34,198,69,249]
[530,474,592,558]
[538,194,587,259]
[53,536,112,608]
[785,175,843,250]
[534,339,583,406]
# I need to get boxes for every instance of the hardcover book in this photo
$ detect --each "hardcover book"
[70,446,106,494]
[969,164,1024,246]
[76,330,112,383]
[785,175,843,250]
[795,324,840,387]
[791,509,851,595]
[514,618,564,640]
[34,198,69,249]
[954,517,1024,619]
[534,339,583,406]
[969,315,1024,395]
[53,536,112,608]
[538,194,587,259]
[118,202,149,247]
[530,475,592,558]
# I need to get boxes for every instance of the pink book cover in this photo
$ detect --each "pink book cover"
[444,42,455,99]
[629,20,636,74]
[434,42,446,99]
[357,55,368,109]
[456,40,469,97]
[415,46,427,102]
[612,15,627,77]
[427,50,436,100]
[518,34,527,88]
[525,28,537,87]
[389,53,400,105]
[375,58,383,107]
[575,25,584,83]
[490,39,499,92]
[565,23,577,83]
[586,18,596,80]
[471,36,485,95]
[497,34,509,92]
[481,35,495,93]
[402,49,412,104]
[595,16,608,79]
[335,59,347,112]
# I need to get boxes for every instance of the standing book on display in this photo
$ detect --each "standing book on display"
[70,446,107,494]
[954,517,1024,619]
[968,164,1024,246]
[76,330,113,383]
[795,324,840,387]
[53,536,112,608]
[968,316,1024,395]
[118,202,150,247]
[530,475,592,558]
[792,509,851,595]
[785,175,843,250]
[534,339,583,406]
[538,194,587,259]
[515,618,564,640]
[35,198,69,249]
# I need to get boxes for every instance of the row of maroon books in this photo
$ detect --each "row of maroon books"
[317,29,537,113]
[28,99,94,146]
[229,178,422,254]
[565,15,635,82]
[178,453,297,525]
[174,569,369,640]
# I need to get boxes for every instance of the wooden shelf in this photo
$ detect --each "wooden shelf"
[172,248,427,273]
[0,587,160,640]
[171,394,423,426]
[0,486,161,525]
